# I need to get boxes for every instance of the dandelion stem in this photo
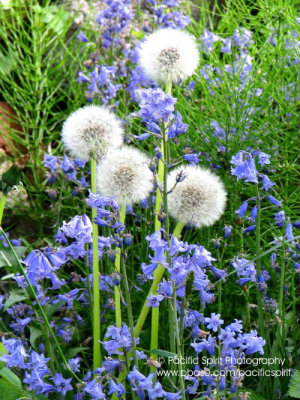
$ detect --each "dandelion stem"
[115,204,126,327]
[0,228,82,384]
[0,194,6,226]
[135,222,184,337]
[91,157,102,370]
[150,81,172,359]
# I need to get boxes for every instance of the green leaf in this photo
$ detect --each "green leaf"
[44,301,64,319]
[65,347,89,360]
[0,343,7,369]
[288,370,300,398]
[0,378,23,400]
[150,349,177,358]
[0,246,26,268]
[0,367,22,388]
[4,288,28,310]
[29,323,43,351]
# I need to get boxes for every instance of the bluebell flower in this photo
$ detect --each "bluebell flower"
[234,201,248,218]
[43,153,58,173]
[183,153,199,165]
[205,313,224,332]
[0,337,29,369]
[108,380,126,397]
[285,223,294,240]
[268,195,282,208]
[159,279,173,297]
[83,379,106,399]
[261,174,275,191]
[230,151,258,183]
[231,257,256,285]
[77,31,89,42]
[200,30,221,54]
[167,111,188,139]
[53,373,72,396]
[138,88,176,123]
[221,37,232,53]
[23,250,53,286]
[274,210,285,227]
[146,293,164,308]
[223,225,233,238]
[232,28,254,48]
[242,225,256,234]
[257,151,271,166]
[76,71,90,84]
[250,206,257,222]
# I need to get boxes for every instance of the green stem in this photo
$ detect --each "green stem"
[278,239,286,337]
[0,194,6,226]
[172,282,186,400]
[0,228,82,384]
[120,256,138,367]
[114,204,126,327]
[255,185,265,339]
[151,81,172,358]
[135,222,184,337]
[91,157,102,370]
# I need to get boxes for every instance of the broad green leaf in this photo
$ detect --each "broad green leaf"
[0,367,22,388]
[44,301,64,318]
[4,288,28,310]
[0,379,23,400]
[0,246,26,268]
[29,323,43,351]
[288,370,300,398]
[65,347,89,360]
[150,349,177,358]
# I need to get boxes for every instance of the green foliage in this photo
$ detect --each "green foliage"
[288,370,300,398]
[0,245,26,268]
[3,288,28,310]
[0,0,88,224]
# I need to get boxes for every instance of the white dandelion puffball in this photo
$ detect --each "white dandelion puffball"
[61,105,123,161]
[139,28,199,84]
[96,146,153,206]
[168,165,227,228]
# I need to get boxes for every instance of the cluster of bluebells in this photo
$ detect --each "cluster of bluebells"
[0,337,79,396]
[231,149,278,233]
[76,0,191,104]
[230,149,299,314]
[43,153,89,198]
[131,87,188,150]
[186,314,265,396]
[141,230,226,308]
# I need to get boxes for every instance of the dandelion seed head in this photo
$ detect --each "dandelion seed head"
[168,165,226,228]
[96,146,153,206]
[61,105,123,161]
[139,28,199,84]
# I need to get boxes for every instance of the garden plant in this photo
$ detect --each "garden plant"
[0,0,299,399]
